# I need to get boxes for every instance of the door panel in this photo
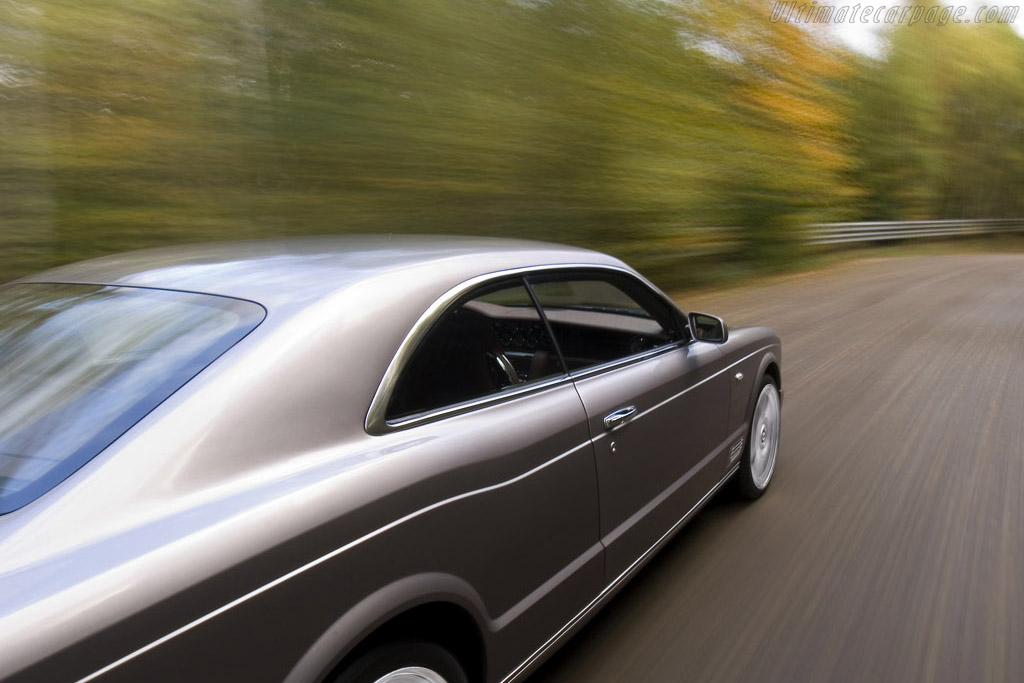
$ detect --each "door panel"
[527,269,731,582]
[572,343,729,581]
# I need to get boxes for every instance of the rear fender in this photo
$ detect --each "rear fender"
[283,573,489,683]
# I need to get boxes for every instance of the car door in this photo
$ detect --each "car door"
[527,269,730,582]
[365,275,605,676]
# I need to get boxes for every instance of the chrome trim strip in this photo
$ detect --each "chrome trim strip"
[601,426,729,550]
[75,438,595,683]
[382,373,577,430]
[587,345,774,445]
[643,345,772,419]
[492,542,605,630]
[364,263,683,434]
[500,462,742,683]
[554,340,685,382]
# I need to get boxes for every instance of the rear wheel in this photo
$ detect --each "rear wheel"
[735,377,780,500]
[331,641,468,683]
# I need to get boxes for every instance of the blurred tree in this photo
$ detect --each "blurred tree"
[937,23,1024,218]
[848,13,1024,220]
[848,15,947,220]
[1,0,1021,285]
[681,0,857,266]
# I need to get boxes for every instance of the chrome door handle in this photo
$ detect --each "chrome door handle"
[603,405,637,430]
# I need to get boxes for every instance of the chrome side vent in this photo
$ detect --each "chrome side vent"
[729,438,745,464]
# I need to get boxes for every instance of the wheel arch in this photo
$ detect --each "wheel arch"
[283,573,490,683]
[744,351,782,424]
[763,359,781,393]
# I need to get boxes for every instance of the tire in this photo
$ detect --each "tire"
[735,376,781,500]
[331,641,468,683]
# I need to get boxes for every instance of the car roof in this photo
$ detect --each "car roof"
[16,235,623,309]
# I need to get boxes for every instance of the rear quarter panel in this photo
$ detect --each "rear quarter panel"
[1,383,603,683]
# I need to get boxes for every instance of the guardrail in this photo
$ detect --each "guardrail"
[807,218,1024,245]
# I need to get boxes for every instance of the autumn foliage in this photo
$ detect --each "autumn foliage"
[0,0,1021,284]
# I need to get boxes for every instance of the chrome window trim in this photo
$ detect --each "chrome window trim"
[381,374,577,432]
[557,340,687,382]
[364,263,688,434]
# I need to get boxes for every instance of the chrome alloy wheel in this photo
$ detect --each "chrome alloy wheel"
[749,382,780,489]
[373,668,449,683]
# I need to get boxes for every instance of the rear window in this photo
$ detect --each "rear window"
[0,284,265,514]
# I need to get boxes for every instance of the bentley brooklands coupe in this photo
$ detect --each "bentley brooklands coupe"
[0,237,782,683]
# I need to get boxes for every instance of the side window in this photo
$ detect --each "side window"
[528,272,683,372]
[386,280,565,421]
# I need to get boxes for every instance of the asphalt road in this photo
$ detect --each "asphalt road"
[528,253,1024,683]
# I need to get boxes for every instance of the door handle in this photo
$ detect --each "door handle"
[603,405,637,430]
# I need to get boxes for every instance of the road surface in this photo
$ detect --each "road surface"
[528,253,1024,683]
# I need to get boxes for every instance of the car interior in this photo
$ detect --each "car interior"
[385,275,683,422]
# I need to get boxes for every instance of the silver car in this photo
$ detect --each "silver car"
[0,236,782,683]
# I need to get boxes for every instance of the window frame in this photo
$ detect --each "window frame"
[382,276,565,423]
[524,269,689,377]
[365,264,691,434]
